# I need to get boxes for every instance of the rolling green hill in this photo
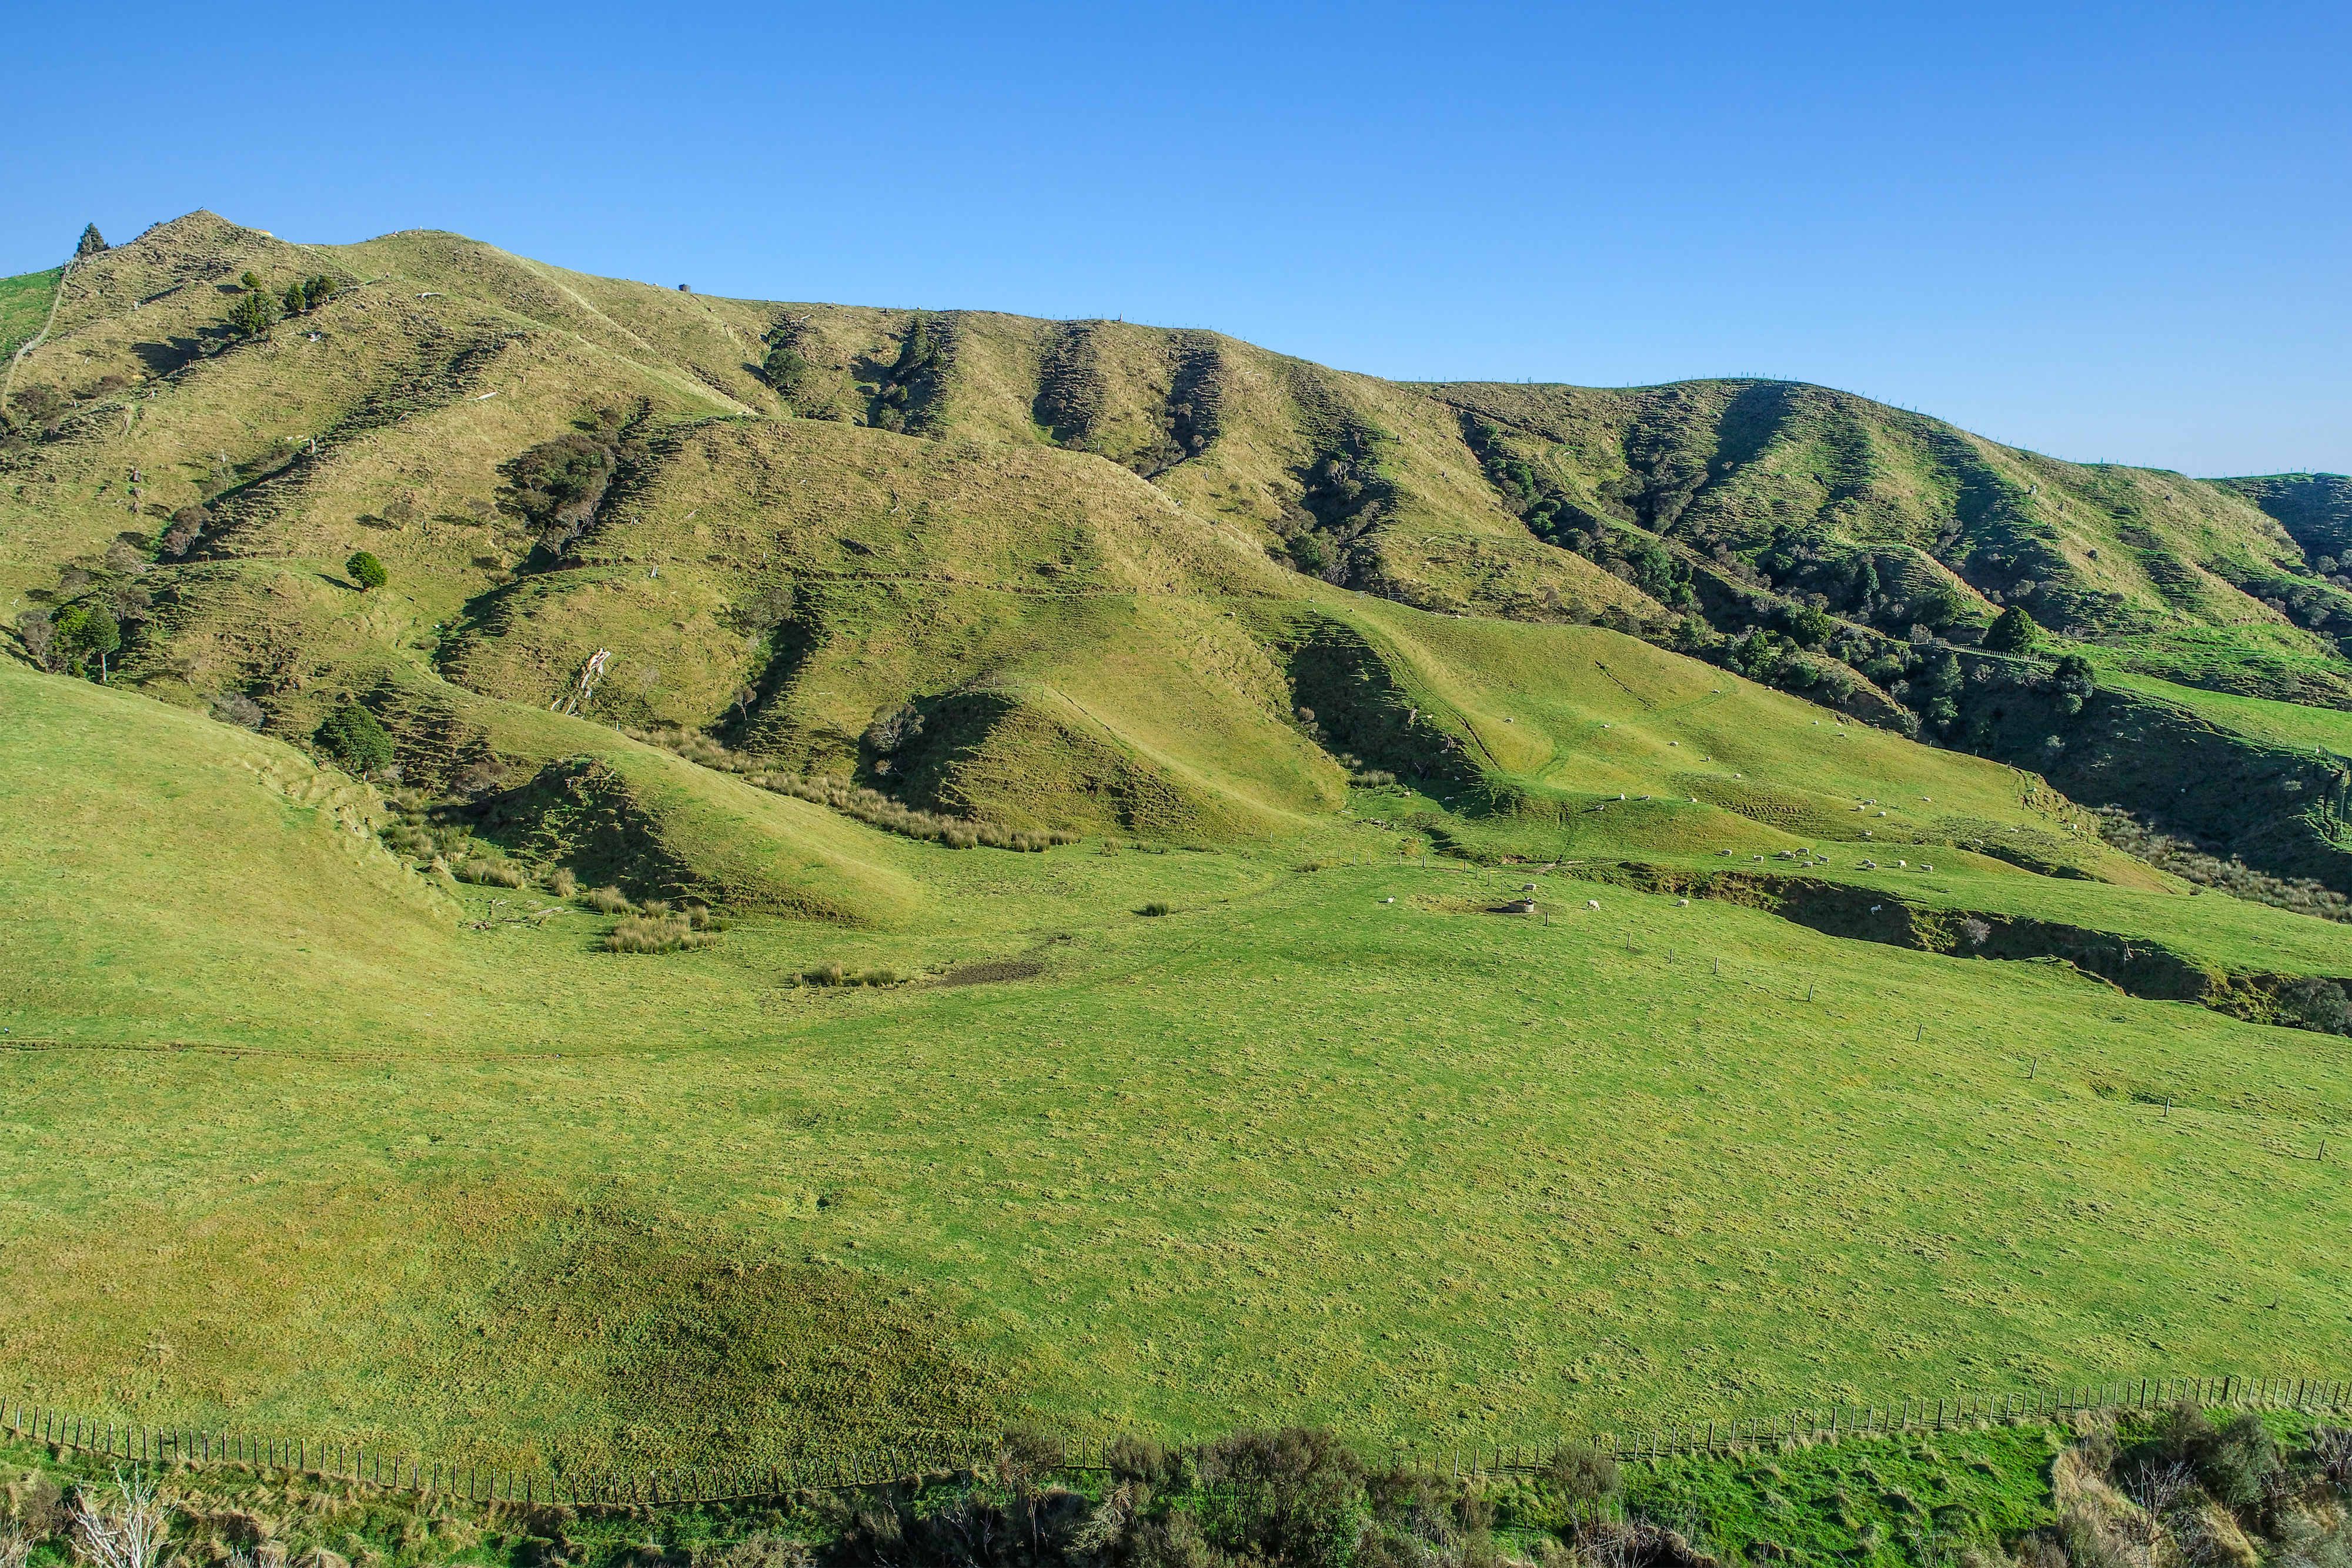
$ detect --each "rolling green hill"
[5,214,2352,1476]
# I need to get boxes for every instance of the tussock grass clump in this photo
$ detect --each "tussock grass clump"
[622,723,750,772]
[546,867,579,898]
[583,885,632,914]
[747,773,1079,851]
[602,909,724,954]
[1137,902,1172,917]
[794,961,903,987]
[452,857,530,888]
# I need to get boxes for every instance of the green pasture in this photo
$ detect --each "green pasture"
[5,662,2352,1475]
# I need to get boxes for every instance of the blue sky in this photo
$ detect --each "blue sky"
[5,1,2344,477]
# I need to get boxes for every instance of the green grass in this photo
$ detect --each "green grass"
[2096,661,2352,756]
[9,213,2352,1481]
[0,265,61,363]
[6,661,2352,1472]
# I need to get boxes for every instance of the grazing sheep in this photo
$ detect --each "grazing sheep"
[1586,899,1601,910]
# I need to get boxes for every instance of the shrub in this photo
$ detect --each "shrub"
[209,690,265,728]
[1196,1427,1364,1568]
[502,430,620,536]
[315,701,393,774]
[2198,1412,2281,1507]
[583,885,633,914]
[1138,902,1172,917]
[346,550,387,591]
[12,610,54,669]
[161,504,208,557]
[2097,807,2352,923]
[1544,1443,1621,1504]
[2281,978,2352,1035]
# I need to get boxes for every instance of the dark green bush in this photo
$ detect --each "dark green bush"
[1138,902,1172,917]
[1984,604,2042,652]
[346,550,387,591]
[226,290,278,340]
[315,701,393,774]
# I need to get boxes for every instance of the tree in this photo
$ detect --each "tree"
[1984,603,2041,653]
[315,701,393,774]
[2053,653,2096,716]
[240,270,264,292]
[52,603,122,680]
[1776,602,1836,647]
[346,550,387,591]
[282,282,309,317]
[226,291,278,340]
[760,340,814,400]
[74,224,107,258]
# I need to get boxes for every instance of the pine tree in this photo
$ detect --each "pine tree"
[226,292,278,340]
[1983,603,2041,653]
[74,224,107,258]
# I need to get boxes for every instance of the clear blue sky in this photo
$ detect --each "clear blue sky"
[6,1,2345,477]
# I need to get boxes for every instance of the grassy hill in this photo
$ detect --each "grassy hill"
[5,215,2352,1480]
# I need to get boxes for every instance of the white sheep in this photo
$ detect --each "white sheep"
[1586,899,1601,910]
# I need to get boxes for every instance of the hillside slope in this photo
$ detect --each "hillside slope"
[11,213,2352,1467]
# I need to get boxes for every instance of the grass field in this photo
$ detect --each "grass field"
[6,658,2352,1473]
[9,213,2352,1488]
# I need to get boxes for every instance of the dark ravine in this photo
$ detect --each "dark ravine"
[1939,653,2352,894]
[1586,861,2349,1032]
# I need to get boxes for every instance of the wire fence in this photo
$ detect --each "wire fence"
[6,1372,2348,1512]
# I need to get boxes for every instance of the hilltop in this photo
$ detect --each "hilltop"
[3,213,2351,1475]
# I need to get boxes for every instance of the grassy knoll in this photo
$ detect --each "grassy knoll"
[5,663,2352,1472]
